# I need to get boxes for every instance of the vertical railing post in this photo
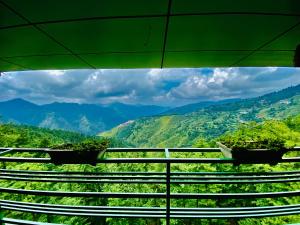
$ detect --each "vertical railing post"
[165,148,171,225]
[0,206,3,225]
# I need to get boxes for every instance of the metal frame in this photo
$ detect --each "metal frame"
[0,147,299,225]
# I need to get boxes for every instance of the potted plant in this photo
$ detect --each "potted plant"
[217,122,294,164]
[46,139,109,165]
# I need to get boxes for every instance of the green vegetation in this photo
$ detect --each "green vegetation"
[0,123,87,148]
[101,85,300,147]
[1,113,300,224]
[218,120,297,151]
[52,139,109,152]
[1,85,300,225]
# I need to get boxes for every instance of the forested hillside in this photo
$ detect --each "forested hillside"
[101,85,300,147]
[0,115,300,225]
[0,99,168,135]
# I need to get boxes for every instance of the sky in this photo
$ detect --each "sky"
[0,67,300,107]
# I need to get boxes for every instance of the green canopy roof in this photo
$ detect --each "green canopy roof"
[1,0,300,71]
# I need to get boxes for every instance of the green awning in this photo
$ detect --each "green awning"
[1,0,300,71]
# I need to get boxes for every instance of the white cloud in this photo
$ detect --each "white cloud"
[0,68,300,106]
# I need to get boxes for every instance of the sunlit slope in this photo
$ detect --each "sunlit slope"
[100,85,300,147]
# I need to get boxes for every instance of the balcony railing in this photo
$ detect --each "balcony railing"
[0,147,300,225]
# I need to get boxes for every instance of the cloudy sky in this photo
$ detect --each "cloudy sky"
[1,67,300,107]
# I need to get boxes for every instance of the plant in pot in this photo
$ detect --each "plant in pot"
[46,139,109,165]
[217,122,294,164]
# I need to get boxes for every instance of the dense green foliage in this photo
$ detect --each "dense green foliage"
[0,123,88,148]
[101,85,300,147]
[1,114,300,225]
[218,116,300,150]
[52,139,109,152]
[218,121,297,151]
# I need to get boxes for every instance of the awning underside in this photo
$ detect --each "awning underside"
[1,0,300,71]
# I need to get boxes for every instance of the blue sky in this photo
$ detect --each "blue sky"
[0,67,300,106]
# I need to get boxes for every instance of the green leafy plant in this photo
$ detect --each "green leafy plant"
[218,121,294,151]
[52,139,109,152]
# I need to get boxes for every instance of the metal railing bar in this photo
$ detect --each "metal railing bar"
[2,205,300,218]
[1,176,300,184]
[172,207,300,215]
[0,177,166,183]
[0,148,13,156]
[172,191,300,199]
[171,178,300,184]
[0,173,166,179]
[0,200,163,210]
[0,187,165,198]
[168,148,221,152]
[2,169,300,176]
[2,200,300,211]
[1,157,300,164]
[0,169,165,175]
[175,205,300,211]
[101,157,300,164]
[0,157,51,163]
[2,147,299,152]
[1,217,62,225]
[1,187,300,199]
[1,172,299,180]
[0,204,166,214]
[170,210,300,218]
[171,174,300,179]
[165,148,171,225]
[1,207,164,218]
[3,203,300,215]
[171,171,300,175]
[106,148,165,152]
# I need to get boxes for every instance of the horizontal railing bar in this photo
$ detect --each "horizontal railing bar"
[171,178,300,184]
[2,169,300,176]
[0,147,49,150]
[169,148,221,152]
[1,157,300,163]
[2,200,300,211]
[0,173,166,179]
[0,148,13,156]
[1,187,300,199]
[1,207,163,218]
[101,157,300,164]
[2,172,299,180]
[1,217,62,225]
[1,204,166,214]
[172,171,300,175]
[6,212,297,220]
[171,211,300,219]
[0,157,51,162]
[173,191,300,199]
[0,177,166,183]
[171,174,300,179]
[106,148,165,152]
[1,203,300,215]
[2,147,299,152]
[1,176,300,184]
[3,203,300,215]
[0,187,165,198]
[0,169,165,175]
[2,205,300,219]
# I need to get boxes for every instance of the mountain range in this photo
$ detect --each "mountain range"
[101,85,300,147]
[0,99,168,135]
